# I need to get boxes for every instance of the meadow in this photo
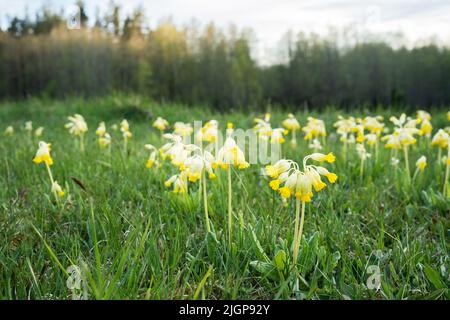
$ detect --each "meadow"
[0,95,449,300]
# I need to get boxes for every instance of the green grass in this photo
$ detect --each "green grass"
[0,95,449,300]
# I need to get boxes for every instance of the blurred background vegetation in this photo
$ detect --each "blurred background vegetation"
[1,1,450,111]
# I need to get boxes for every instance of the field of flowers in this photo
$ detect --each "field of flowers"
[1,96,449,300]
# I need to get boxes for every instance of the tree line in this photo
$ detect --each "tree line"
[1,2,449,111]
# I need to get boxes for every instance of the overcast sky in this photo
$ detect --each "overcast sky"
[2,0,450,63]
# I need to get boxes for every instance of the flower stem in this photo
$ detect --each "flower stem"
[80,134,84,153]
[293,200,305,266]
[45,162,58,203]
[202,173,211,232]
[360,157,364,180]
[444,163,449,195]
[227,166,232,246]
[403,145,410,182]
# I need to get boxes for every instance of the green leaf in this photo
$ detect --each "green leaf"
[423,264,444,289]
[274,250,287,273]
[250,261,278,281]
[250,228,270,263]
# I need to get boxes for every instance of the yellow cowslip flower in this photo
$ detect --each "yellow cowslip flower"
[381,133,401,149]
[415,110,432,136]
[303,117,326,140]
[96,122,106,137]
[179,145,216,232]
[270,128,287,144]
[361,116,384,135]
[120,119,132,155]
[267,154,337,201]
[34,141,63,203]
[4,126,14,136]
[416,156,427,171]
[282,114,300,131]
[174,122,193,137]
[35,127,44,137]
[334,116,358,143]
[182,150,216,182]
[25,121,33,132]
[153,117,169,132]
[51,181,65,197]
[145,144,160,169]
[98,133,111,148]
[383,114,420,148]
[160,134,188,168]
[354,124,366,143]
[265,159,292,179]
[196,120,219,143]
[218,122,249,244]
[308,152,336,163]
[265,155,337,266]
[65,114,88,136]
[386,114,421,180]
[253,118,272,140]
[419,119,433,137]
[65,114,88,152]
[120,119,132,140]
[282,114,300,146]
[447,111,450,121]
[164,173,188,193]
[122,130,132,140]
[216,123,249,169]
[365,133,377,146]
[416,110,431,121]
[33,141,53,166]
[431,129,449,149]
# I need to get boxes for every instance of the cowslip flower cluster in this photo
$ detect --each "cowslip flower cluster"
[382,114,420,180]
[415,156,427,171]
[33,141,64,201]
[120,119,132,154]
[196,120,219,143]
[145,144,161,169]
[253,117,273,141]
[96,121,111,148]
[160,134,189,168]
[65,114,88,152]
[265,152,337,265]
[431,129,449,164]
[416,110,433,137]
[161,140,218,232]
[216,123,250,170]
[35,126,44,137]
[25,121,33,139]
[4,126,14,136]
[303,117,326,141]
[120,119,132,140]
[153,117,169,133]
[334,116,358,143]
[217,123,249,243]
[334,116,358,160]
[282,113,301,146]
[174,122,193,138]
[266,153,337,201]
